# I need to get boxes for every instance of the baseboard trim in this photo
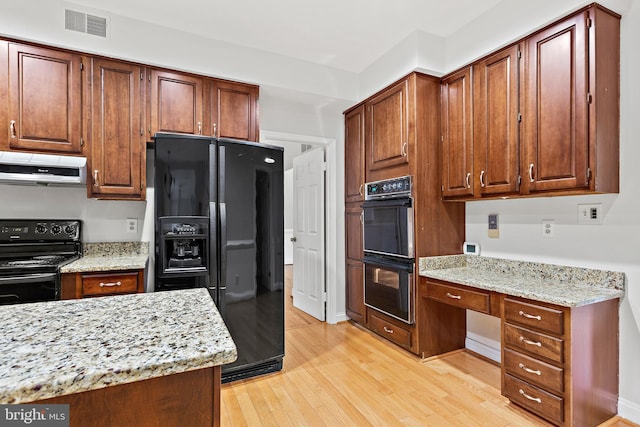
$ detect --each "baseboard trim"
[465,333,501,364]
[619,397,640,424]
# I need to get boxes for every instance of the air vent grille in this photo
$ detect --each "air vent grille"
[64,9,107,38]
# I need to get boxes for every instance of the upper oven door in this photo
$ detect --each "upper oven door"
[362,197,414,258]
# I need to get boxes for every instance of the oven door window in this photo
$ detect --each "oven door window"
[0,273,57,305]
[363,256,414,324]
[363,198,413,258]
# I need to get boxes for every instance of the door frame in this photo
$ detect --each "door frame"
[261,130,344,324]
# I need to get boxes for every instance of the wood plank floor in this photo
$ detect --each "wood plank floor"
[220,266,637,427]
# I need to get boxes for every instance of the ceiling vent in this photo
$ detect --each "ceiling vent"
[65,9,107,38]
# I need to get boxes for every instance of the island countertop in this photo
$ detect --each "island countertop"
[419,255,624,307]
[0,288,237,404]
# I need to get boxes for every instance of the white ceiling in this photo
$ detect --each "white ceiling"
[68,0,503,73]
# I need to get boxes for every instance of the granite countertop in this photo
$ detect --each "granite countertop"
[60,242,149,273]
[419,255,624,307]
[0,288,237,404]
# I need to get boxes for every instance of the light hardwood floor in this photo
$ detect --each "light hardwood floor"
[220,266,637,427]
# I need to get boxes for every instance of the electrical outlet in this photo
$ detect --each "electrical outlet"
[542,220,555,238]
[126,218,138,234]
[578,204,603,225]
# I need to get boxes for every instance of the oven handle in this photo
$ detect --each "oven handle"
[362,255,414,273]
[362,198,412,208]
[0,273,57,285]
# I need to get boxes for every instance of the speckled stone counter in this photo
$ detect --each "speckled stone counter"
[60,241,149,273]
[0,288,237,404]
[419,255,624,307]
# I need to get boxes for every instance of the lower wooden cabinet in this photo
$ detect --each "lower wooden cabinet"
[61,270,145,299]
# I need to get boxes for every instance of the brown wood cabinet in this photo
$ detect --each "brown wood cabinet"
[148,68,204,138]
[0,41,8,148]
[86,58,145,200]
[61,269,144,299]
[6,43,83,154]
[207,79,259,141]
[345,204,364,324]
[344,105,365,203]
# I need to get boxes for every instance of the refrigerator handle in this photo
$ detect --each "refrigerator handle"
[219,202,227,313]
[208,202,218,303]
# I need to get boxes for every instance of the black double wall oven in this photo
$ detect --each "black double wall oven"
[362,176,415,324]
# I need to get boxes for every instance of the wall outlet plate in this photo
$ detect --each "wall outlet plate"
[542,219,555,237]
[126,218,138,233]
[578,204,603,225]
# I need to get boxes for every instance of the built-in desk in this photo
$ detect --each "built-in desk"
[419,255,624,427]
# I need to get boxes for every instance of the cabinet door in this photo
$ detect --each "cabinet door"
[523,11,589,193]
[0,41,7,149]
[345,204,364,323]
[441,67,473,198]
[366,79,409,171]
[209,80,258,141]
[87,58,144,199]
[344,105,365,203]
[149,69,203,138]
[7,43,82,153]
[473,45,521,196]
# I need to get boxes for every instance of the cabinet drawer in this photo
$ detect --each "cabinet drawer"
[504,323,564,364]
[427,282,490,314]
[504,348,564,395]
[504,373,563,425]
[504,298,564,336]
[368,311,412,349]
[82,272,140,296]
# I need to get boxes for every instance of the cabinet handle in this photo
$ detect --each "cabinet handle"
[93,170,99,187]
[99,281,122,287]
[213,123,217,138]
[198,121,202,135]
[359,184,363,196]
[383,326,394,334]
[519,310,542,321]
[518,389,542,404]
[465,173,471,188]
[518,363,542,376]
[401,142,408,157]
[446,292,461,300]
[528,163,535,182]
[360,211,364,225]
[519,336,542,347]
[9,120,16,138]
[480,170,485,188]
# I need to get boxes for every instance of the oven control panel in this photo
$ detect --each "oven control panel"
[365,176,412,200]
[0,220,81,242]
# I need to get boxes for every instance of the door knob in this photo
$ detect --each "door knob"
[290,237,297,242]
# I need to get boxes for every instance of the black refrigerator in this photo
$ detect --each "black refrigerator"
[153,132,284,382]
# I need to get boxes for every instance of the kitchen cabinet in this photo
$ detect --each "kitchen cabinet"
[473,45,521,197]
[522,6,620,195]
[365,77,409,178]
[345,204,364,324]
[61,269,144,299]
[441,67,474,198]
[344,105,365,203]
[207,79,259,141]
[0,41,7,149]
[6,43,83,154]
[86,58,145,200]
[148,68,204,138]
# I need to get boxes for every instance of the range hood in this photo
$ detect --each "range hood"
[0,151,87,186]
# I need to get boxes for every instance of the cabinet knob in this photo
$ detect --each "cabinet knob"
[290,236,297,242]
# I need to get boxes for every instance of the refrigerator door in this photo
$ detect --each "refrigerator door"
[218,138,284,381]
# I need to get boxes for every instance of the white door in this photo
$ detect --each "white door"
[292,147,325,321]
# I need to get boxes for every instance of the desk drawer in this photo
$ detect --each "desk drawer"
[504,298,564,336]
[504,348,564,394]
[504,323,564,364]
[427,282,490,314]
[82,271,140,296]
[368,311,412,349]
[504,373,564,425]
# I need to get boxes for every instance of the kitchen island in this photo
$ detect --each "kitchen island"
[0,288,237,427]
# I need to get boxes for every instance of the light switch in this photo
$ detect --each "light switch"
[488,214,499,238]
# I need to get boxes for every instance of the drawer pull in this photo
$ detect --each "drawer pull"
[99,281,122,287]
[519,336,542,347]
[383,326,394,334]
[446,292,461,300]
[519,310,542,321]
[518,363,542,376]
[519,389,542,404]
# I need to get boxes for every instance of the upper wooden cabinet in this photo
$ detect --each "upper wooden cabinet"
[344,105,365,203]
[86,58,145,200]
[473,45,521,197]
[208,80,258,141]
[6,43,83,154]
[148,69,204,138]
[441,67,474,198]
[365,78,409,174]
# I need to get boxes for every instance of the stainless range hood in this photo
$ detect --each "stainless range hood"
[0,151,87,186]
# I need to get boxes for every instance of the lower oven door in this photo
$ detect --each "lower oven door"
[0,273,58,305]
[363,255,414,324]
